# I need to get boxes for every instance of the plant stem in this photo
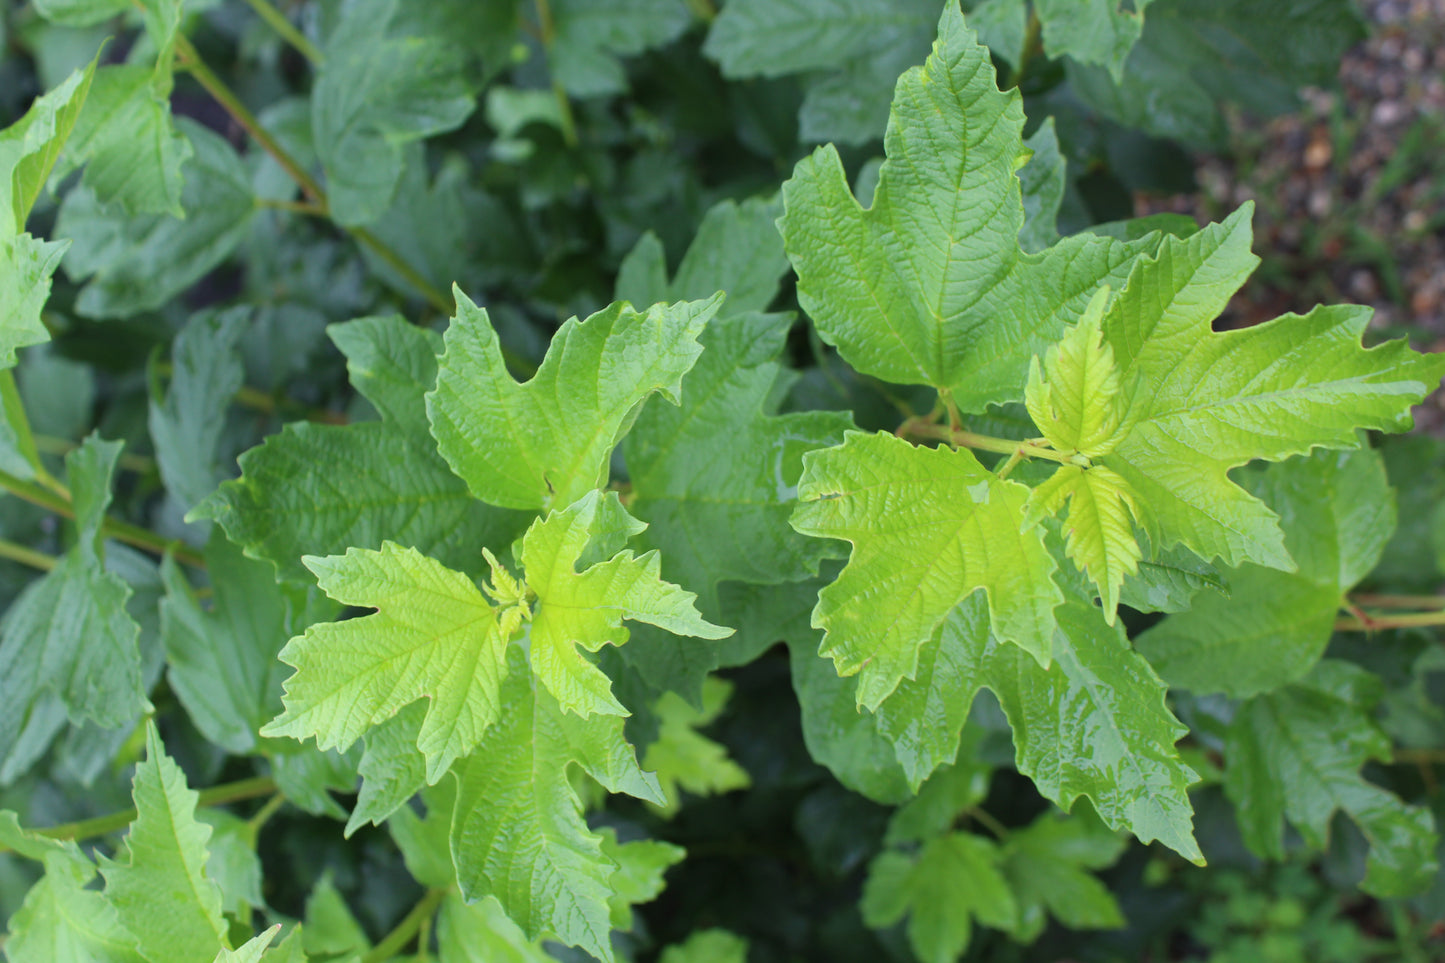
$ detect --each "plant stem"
[0,467,206,569]
[33,435,156,474]
[1005,10,1043,89]
[968,806,1011,840]
[909,421,1079,465]
[242,0,323,64]
[246,792,287,833]
[1350,593,1445,610]
[684,0,716,21]
[1335,611,1445,632]
[256,197,328,217]
[1,776,278,853]
[360,888,449,963]
[533,0,579,148]
[0,537,57,571]
[1395,748,1445,765]
[351,226,455,315]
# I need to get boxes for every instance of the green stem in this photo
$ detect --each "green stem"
[684,0,716,21]
[0,467,206,569]
[351,227,455,316]
[33,435,156,474]
[360,889,449,963]
[256,197,328,217]
[241,0,323,64]
[0,537,57,571]
[1006,10,1043,90]
[533,0,579,148]
[246,792,287,833]
[0,370,42,478]
[2,776,278,853]
[1335,611,1445,632]
[1395,748,1445,765]
[968,806,1011,840]
[1350,593,1445,610]
[920,423,1079,465]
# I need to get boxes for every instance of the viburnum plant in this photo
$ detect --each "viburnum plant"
[1,1,1443,962]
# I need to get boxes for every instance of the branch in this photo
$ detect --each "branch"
[360,888,449,963]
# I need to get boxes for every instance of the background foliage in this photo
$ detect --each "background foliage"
[2,1,1444,961]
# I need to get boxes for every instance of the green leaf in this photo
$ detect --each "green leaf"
[626,310,851,606]
[262,541,508,783]
[348,702,429,834]
[1035,0,1154,81]
[57,119,253,319]
[1139,447,1394,697]
[615,196,790,317]
[312,0,475,226]
[547,0,693,98]
[31,0,130,26]
[518,490,732,717]
[1024,287,1127,456]
[428,292,719,511]
[197,811,264,919]
[1225,660,1439,898]
[436,891,553,963]
[0,836,143,963]
[212,926,280,963]
[1017,119,1066,254]
[148,309,247,516]
[160,530,292,754]
[1027,464,1143,624]
[597,827,686,929]
[875,593,1202,861]
[641,677,750,815]
[0,234,67,370]
[266,741,357,820]
[658,929,749,963]
[100,722,229,963]
[777,3,1160,406]
[302,874,371,960]
[0,435,146,778]
[791,430,1060,708]
[1097,206,1445,570]
[861,831,1017,963]
[1118,537,1228,614]
[450,647,663,962]
[62,0,192,216]
[195,316,527,583]
[1000,811,1127,942]
[884,732,993,843]
[1069,0,1365,147]
[0,56,95,233]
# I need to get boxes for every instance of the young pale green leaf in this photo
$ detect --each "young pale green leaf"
[778,3,1160,407]
[211,926,280,963]
[451,647,664,962]
[148,309,247,516]
[861,831,1017,963]
[262,541,508,783]
[519,491,731,717]
[267,741,357,821]
[427,292,721,511]
[1097,206,1445,571]
[0,436,146,778]
[641,677,750,815]
[312,0,475,226]
[1026,464,1143,624]
[1023,286,1127,456]
[0,57,95,233]
[658,929,750,963]
[437,891,554,963]
[1035,0,1154,80]
[57,119,253,319]
[0,234,67,369]
[598,827,687,929]
[347,702,429,834]
[61,0,191,216]
[1225,660,1439,898]
[160,530,292,754]
[1000,811,1127,942]
[873,592,1201,861]
[791,430,1060,709]
[1138,447,1394,697]
[547,0,693,97]
[194,316,528,583]
[100,722,230,963]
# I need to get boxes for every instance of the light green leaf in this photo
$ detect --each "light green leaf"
[0,436,146,779]
[197,811,264,919]
[1026,464,1143,624]
[262,541,508,783]
[778,3,1160,406]
[57,120,253,319]
[1139,447,1395,697]
[0,57,95,233]
[1118,538,1228,614]
[312,0,475,226]
[1000,811,1126,942]
[1018,118,1066,253]
[658,929,749,963]
[0,234,67,369]
[791,430,1060,708]
[450,647,663,962]
[548,0,693,98]
[212,926,280,963]
[598,827,686,929]
[1225,660,1439,898]
[160,530,292,754]
[347,702,429,834]
[861,831,1017,963]
[1098,206,1445,570]
[302,874,370,960]
[1024,287,1126,456]
[1035,0,1154,80]
[100,722,229,963]
[31,0,130,26]
[267,741,357,821]
[194,316,528,583]
[884,731,993,843]
[62,0,192,216]
[436,891,552,963]
[641,677,750,815]
[148,309,247,516]
[874,593,1202,861]
[428,292,720,511]
[518,490,731,717]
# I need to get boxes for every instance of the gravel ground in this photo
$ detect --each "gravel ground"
[1138,0,1445,426]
